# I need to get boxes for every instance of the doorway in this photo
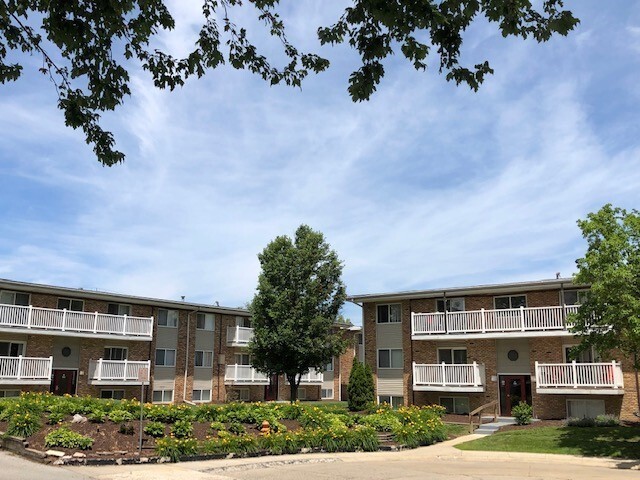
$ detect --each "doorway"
[499,375,531,416]
[51,369,77,396]
[264,374,279,401]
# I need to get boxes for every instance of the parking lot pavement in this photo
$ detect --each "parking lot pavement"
[2,435,639,480]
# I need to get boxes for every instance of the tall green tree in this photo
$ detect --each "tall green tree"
[347,357,375,411]
[0,1,578,165]
[571,204,640,415]
[249,224,348,401]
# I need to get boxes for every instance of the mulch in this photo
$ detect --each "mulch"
[0,417,302,459]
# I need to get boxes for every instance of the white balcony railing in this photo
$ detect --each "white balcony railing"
[535,361,624,393]
[413,362,485,391]
[286,370,324,385]
[226,326,254,346]
[88,359,151,385]
[0,304,154,340]
[225,364,269,385]
[412,305,579,337]
[0,355,53,384]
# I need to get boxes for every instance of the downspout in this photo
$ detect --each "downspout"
[147,306,155,404]
[184,309,199,403]
[217,313,223,401]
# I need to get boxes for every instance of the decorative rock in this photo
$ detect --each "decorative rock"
[139,457,149,463]
[115,458,123,465]
[45,450,65,457]
[73,452,86,458]
[52,459,65,466]
[72,414,88,424]
[260,420,270,435]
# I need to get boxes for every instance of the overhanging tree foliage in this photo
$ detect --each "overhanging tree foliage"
[1,1,579,165]
[249,224,348,402]
[571,204,640,416]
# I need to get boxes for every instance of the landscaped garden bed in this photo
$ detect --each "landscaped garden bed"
[0,393,450,464]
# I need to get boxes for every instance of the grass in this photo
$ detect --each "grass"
[456,426,640,460]
[444,423,470,438]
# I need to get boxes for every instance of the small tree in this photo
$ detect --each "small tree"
[249,225,348,402]
[347,358,375,411]
[571,204,640,416]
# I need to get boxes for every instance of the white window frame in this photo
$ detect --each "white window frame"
[157,309,179,328]
[437,347,467,365]
[0,290,30,306]
[0,390,20,398]
[377,348,403,369]
[100,389,125,400]
[192,389,212,402]
[321,388,334,400]
[297,387,307,400]
[562,344,600,363]
[107,303,131,316]
[152,389,174,404]
[439,396,470,415]
[376,304,402,324]
[237,388,250,401]
[566,399,605,419]
[57,297,84,311]
[436,298,465,312]
[155,348,176,367]
[195,350,214,368]
[378,395,403,408]
[235,353,251,366]
[324,357,334,372]
[493,295,527,309]
[235,316,252,328]
[0,340,25,357]
[196,312,215,331]
[562,289,589,306]
[104,346,128,361]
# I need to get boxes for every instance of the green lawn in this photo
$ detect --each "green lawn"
[456,426,640,460]
[444,423,471,438]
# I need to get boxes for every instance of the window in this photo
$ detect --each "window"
[0,290,30,306]
[0,390,20,398]
[236,316,252,328]
[107,303,131,315]
[440,396,470,414]
[192,389,211,402]
[436,298,465,312]
[377,304,401,323]
[563,290,589,306]
[378,395,403,408]
[321,388,334,399]
[324,358,334,372]
[197,313,215,330]
[57,297,84,311]
[155,349,176,367]
[564,345,600,363]
[297,387,307,400]
[567,399,605,418]
[0,341,24,357]
[158,309,178,327]
[195,350,213,368]
[104,347,127,361]
[152,389,173,403]
[438,348,467,364]
[100,390,125,400]
[237,388,250,401]
[494,295,527,309]
[235,353,251,365]
[357,333,363,345]
[378,348,403,369]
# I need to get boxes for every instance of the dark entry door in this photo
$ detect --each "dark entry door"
[264,374,278,401]
[501,375,528,416]
[51,369,77,396]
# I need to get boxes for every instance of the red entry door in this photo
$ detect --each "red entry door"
[264,374,279,401]
[51,369,77,396]
[502,375,527,416]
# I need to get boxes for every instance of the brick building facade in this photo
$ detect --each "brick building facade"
[350,278,638,421]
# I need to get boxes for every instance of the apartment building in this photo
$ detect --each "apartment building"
[349,278,638,421]
[0,278,360,403]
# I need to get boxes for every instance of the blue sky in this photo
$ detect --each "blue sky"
[1,2,639,324]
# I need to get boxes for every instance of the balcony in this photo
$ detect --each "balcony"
[412,362,485,392]
[227,326,254,347]
[535,361,624,395]
[225,364,269,385]
[286,370,324,385]
[0,304,154,341]
[88,359,151,385]
[411,305,579,339]
[0,356,53,384]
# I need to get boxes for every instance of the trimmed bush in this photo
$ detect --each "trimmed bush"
[347,358,375,411]
[45,427,94,450]
[511,402,533,425]
[595,414,620,427]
